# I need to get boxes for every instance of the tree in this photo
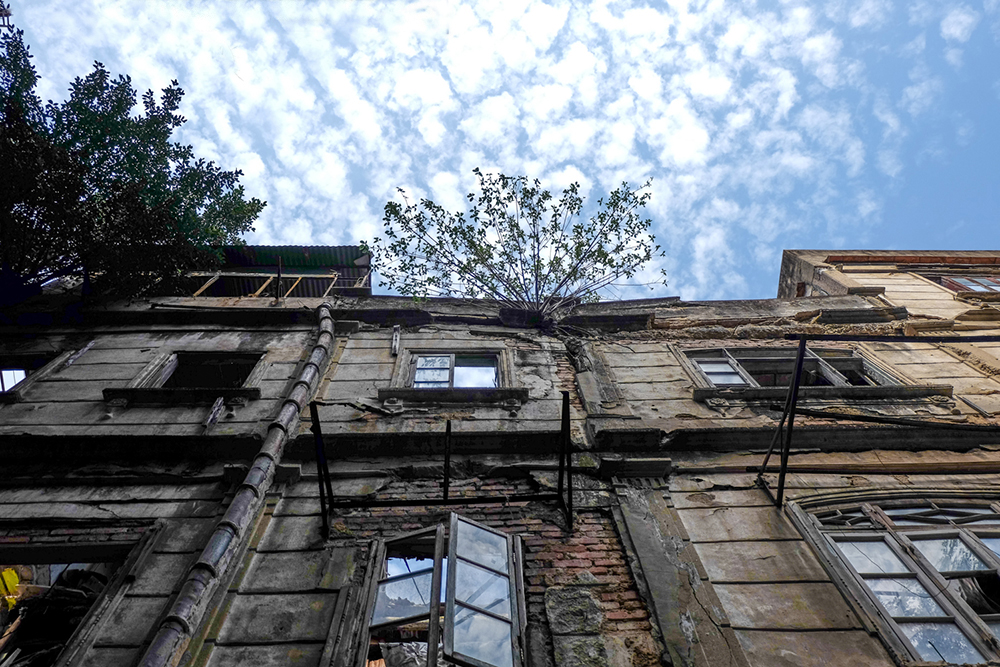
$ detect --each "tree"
[0,29,265,305]
[367,169,665,322]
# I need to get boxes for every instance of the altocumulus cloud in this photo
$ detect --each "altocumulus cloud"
[14,0,1000,299]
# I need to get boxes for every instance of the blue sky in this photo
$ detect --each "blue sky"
[11,0,1000,300]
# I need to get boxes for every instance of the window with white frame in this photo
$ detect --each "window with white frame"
[412,354,499,389]
[807,499,1000,664]
[361,513,525,667]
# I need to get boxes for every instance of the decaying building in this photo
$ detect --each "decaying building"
[3,247,1000,667]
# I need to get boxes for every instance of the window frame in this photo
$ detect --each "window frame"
[0,350,74,405]
[933,275,1000,294]
[379,347,528,405]
[102,350,268,405]
[354,513,526,667]
[791,497,1000,665]
[679,346,952,402]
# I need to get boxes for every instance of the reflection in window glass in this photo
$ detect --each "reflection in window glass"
[455,560,510,618]
[914,539,989,572]
[456,520,509,573]
[837,541,909,574]
[695,360,746,386]
[372,572,434,626]
[979,537,1000,559]
[454,356,497,388]
[899,622,983,663]
[453,607,513,667]
[865,578,944,617]
[1,368,27,392]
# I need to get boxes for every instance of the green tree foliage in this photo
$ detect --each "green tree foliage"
[367,168,665,320]
[0,30,264,305]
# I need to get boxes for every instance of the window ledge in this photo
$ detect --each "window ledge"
[103,387,261,405]
[377,387,529,405]
[693,384,953,402]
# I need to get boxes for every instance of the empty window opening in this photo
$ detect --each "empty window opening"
[1,561,119,667]
[688,348,898,390]
[161,352,262,389]
[413,355,498,389]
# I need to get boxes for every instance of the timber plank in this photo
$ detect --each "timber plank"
[0,483,224,504]
[716,583,859,630]
[676,506,801,542]
[329,362,395,382]
[733,630,894,667]
[695,540,829,582]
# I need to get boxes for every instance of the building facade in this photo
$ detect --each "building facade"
[3,248,1000,667]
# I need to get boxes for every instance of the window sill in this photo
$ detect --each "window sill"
[693,384,953,402]
[377,387,529,405]
[103,387,261,405]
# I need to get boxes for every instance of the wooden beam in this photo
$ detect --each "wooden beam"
[192,275,219,297]
[283,276,303,298]
[250,276,274,298]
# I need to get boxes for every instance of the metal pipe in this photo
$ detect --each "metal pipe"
[775,338,808,507]
[561,391,573,529]
[138,303,337,667]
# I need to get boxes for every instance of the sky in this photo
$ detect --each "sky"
[11,0,1000,301]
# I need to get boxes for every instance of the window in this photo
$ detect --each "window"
[103,351,267,405]
[803,499,1000,664]
[413,354,498,389]
[0,352,71,405]
[379,348,527,405]
[361,513,525,667]
[934,276,1000,293]
[682,347,949,402]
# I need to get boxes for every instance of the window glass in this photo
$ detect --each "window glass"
[979,537,1000,558]
[899,623,984,663]
[456,521,509,574]
[913,539,990,573]
[372,571,435,626]
[865,578,944,616]
[0,368,26,392]
[836,541,909,574]
[452,608,514,667]
[455,560,511,618]
[695,360,746,386]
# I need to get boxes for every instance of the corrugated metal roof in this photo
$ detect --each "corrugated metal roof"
[221,245,369,269]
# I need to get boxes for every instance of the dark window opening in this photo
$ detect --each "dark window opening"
[161,353,262,389]
[688,347,900,390]
[0,561,119,667]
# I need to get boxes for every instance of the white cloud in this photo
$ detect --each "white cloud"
[941,5,980,42]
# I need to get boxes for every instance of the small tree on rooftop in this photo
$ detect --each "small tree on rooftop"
[366,169,665,322]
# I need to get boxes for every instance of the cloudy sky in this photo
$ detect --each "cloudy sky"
[12,0,1000,300]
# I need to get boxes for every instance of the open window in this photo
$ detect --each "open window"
[796,498,1000,664]
[103,351,267,405]
[931,276,1000,293]
[360,514,525,667]
[682,347,951,402]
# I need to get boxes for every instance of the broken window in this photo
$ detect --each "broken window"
[933,276,1000,293]
[362,514,525,667]
[808,499,1000,664]
[412,355,499,389]
[687,348,899,389]
[103,351,267,405]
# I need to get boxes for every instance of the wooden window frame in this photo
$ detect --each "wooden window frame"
[0,350,74,405]
[790,498,1000,665]
[103,351,268,405]
[379,348,527,405]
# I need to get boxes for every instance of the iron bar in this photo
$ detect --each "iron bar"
[786,334,1000,343]
[775,337,808,507]
[443,420,452,501]
[310,401,335,539]
[325,493,563,509]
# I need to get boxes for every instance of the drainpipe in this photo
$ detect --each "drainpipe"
[138,303,337,667]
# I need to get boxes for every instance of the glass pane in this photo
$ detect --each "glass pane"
[866,578,944,617]
[698,362,735,373]
[1,369,26,391]
[454,364,497,388]
[914,538,989,572]
[386,557,433,577]
[371,571,433,625]
[456,520,508,574]
[416,356,451,369]
[899,623,983,663]
[415,368,450,382]
[837,541,909,574]
[456,560,510,618]
[706,373,746,385]
[988,621,1000,640]
[979,537,1000,558]
[453,606,513,667]
[414,381,450,388]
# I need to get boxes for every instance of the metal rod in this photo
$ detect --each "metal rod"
[309,401,330,539]
[561,391,573,529]
[785,334,1000,343]
[324,493,562,509]
[443,420,452,501]
[776,338,808,507]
